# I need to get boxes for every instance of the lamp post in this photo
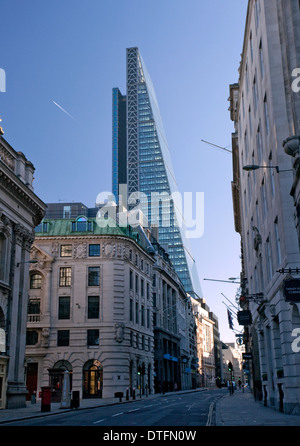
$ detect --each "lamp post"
[16,260,38,267]
[243,164,293,173]
[203,278,241,284]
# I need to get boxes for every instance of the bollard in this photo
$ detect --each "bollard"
[132,387,135,400]
[115,392,123,402]
[71,391,80,409]
[126,388,129,401]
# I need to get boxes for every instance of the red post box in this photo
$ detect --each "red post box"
[41,386,51,412]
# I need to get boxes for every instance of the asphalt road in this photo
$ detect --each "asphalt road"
[2,389,225,427]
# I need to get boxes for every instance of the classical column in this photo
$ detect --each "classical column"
[6,224,34,408]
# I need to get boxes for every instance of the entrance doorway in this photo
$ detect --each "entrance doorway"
[83,360,103,398]
[26,362,38,401]
[48,360,72,402]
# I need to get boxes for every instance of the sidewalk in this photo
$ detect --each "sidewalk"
[0,388,205,425]
[215,388,300,426]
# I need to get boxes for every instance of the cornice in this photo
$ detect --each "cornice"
[35,233,156,262]
[0,160,46,225]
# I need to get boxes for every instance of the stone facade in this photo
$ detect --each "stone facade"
[229,0,300,414]
[25,215,200,401]
[0,134,45,408]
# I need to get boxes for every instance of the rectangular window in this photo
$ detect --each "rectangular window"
[141,305,145,326]
[259,40,264,77]
[253,76,258,111]
[63,206,71,218]
[135,274,139,293]
[87,329,99,346]
[88,267,100,286]
[269,152,275,196]
[89,244,100,257]
[26,330,38,346]
[59,267,72,287]
[152,292,157,307]
[60,244,72,257]
[130,270,133,290]
[58,296,70,319]
[141,278,144,297]
[266,236,273,281]
[88,296,100,319]
[261,178,268,218]
[136,302,139,324]
[57,330,69,346]
[264,95,270,134]
[274,218,282,265]
[152,274,156,287]
[255,0,260,29]
[256,200,260,229]
[257,124,263,163]
[130,299,133,321]
[28,299,40,315]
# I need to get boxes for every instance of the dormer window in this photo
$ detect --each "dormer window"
[71,216,93,232]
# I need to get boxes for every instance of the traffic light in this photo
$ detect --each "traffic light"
[228,361,233,372]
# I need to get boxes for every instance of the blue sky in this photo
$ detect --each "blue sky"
[1,0,248,343]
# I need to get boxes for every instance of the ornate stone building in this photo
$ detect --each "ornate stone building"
[229,0,300,413]
[26,217,156,400]
[0,133,45,408]
[25,208,198,401]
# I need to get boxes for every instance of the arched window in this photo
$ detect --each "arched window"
[83,360,103,398]
[30,273,42,289]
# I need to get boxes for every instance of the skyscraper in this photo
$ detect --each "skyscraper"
[112,47,202,298]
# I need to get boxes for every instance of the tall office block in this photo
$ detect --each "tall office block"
[112,88,127,202]
[113,47,202,298]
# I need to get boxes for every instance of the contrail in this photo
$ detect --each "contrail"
[52,100,76,120]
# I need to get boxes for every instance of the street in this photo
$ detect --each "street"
[0,389,225,427]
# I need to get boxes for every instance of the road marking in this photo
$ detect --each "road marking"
[187,402,196,411]
[93,419,105,424]
[206,402,214,426]
[128,409,140,413]
[112,412,124,417]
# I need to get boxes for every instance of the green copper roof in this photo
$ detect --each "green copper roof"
[35,217,135,238]
[34,217,155,255]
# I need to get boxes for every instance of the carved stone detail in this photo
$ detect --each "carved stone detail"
[114,322,125,343]
[74,242,87,259]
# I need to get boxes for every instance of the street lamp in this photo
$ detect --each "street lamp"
[203,278,240,284]
[16,260,38,267]
[243,164,292,173]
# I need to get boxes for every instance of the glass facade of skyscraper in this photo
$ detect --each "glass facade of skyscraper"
[113,47,202,298]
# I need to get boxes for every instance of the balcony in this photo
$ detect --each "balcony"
[27,314,41,323]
